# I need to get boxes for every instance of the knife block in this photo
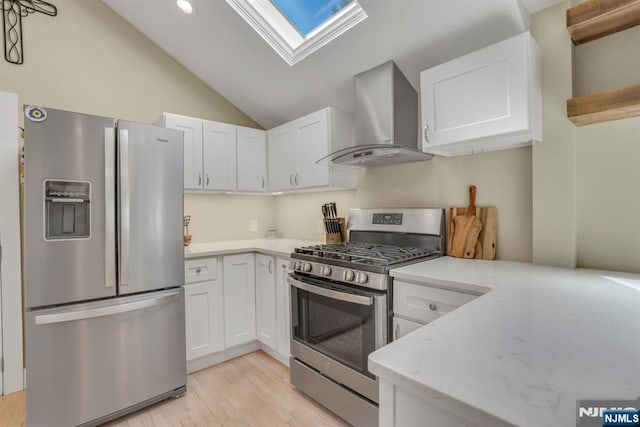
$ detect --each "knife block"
[325,218,346,244]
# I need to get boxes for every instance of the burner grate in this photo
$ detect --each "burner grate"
[295,242,438,266]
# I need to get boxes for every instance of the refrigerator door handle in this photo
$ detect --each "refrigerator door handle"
[119,129,130,288]
[34,290,180,325]
[104,128,116,289]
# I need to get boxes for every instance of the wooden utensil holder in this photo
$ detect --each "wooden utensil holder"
[325,218,346,244]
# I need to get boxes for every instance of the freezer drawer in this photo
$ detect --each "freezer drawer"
[26,289,186,427]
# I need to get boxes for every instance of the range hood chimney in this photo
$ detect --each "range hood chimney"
[319,61,432,168]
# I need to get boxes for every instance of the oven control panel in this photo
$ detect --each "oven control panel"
[289,260,388,291]
[372,213,403,225]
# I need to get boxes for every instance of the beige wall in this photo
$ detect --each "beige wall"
[185,194,276,243]
[572,23,640,96]
[275,0,640,274]
[8,0,640,273]
[530,1,577,268]
[571,8,640,273]
[0,0,274,241]
[276,148,533,262]
[575,117,640,273]
[0,0,259,128]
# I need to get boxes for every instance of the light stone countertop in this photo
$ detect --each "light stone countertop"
[184,238,321,259]
[370,257,640,427]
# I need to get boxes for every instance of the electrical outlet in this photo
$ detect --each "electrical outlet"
[316,219,324,234]
[250,219,258,232]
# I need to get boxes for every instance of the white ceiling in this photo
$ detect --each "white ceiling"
[103,0,563,129]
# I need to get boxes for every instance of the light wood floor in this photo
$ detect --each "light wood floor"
[0,351,348,426]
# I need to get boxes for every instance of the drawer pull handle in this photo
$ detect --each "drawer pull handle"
[196,267,202,274]
[429,303,437,311]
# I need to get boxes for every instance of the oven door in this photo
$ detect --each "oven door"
[288,274,387,380]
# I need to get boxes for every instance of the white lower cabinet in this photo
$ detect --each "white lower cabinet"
[255,254,277,349]
[184,257,224,361]
[223,254,256,348]
[185,281,224,360]
[275,258,291,359]
[257,256,292,362]
[184,253,290,369]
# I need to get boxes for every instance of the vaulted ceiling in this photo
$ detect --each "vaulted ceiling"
[103,0,563,129]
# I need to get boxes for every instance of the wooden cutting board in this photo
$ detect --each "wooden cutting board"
[448,206,497,260]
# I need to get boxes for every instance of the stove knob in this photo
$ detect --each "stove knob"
[356,272,369,284]
[321,266,332,276]
[294,261,302,271]
[303,262,312,272]
[343,270,355,282]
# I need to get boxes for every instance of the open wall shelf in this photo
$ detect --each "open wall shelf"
[567,84,640,125]
[566,1,640,125]
[567,0,640,45]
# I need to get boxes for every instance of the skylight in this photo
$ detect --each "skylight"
[270,0,354,36]
[225,0,367,66]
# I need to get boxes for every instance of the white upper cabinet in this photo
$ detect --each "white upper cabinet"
[267,107,357,192]
[203,120,237,191]
[294,110,330,188]
[160,106,356,194]
[420,31,542,157]
[158,113,237,191]
[267,123,297,191]
[237,127,268,192]
[161,113,203,190]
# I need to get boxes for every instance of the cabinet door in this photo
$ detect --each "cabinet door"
[255,254,276,349]
[275,258,291,358]
[202,120,237,191]
[392,317,422,341]
[223,254,256,347]
[420,32,530,149]
[267,124,296,191]
[294,109,330,188]
[237,127,267,192]
[164,114,203,190]
[185,280,224,360]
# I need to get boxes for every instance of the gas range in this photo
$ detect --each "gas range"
[288,208,446,427]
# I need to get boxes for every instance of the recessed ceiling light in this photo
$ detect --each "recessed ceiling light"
[176,0,193,14]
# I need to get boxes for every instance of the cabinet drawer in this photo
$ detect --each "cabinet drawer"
[185,258,217,284]
[393,280,477,324]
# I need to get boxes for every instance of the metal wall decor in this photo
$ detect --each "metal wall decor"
[2,0,57,64]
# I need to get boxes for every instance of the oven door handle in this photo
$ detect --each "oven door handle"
[288,277,373,306]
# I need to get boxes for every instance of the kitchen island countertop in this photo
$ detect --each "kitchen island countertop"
[184,238,320,259]
[370,257,640,426]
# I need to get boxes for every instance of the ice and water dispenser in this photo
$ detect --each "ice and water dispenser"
[44,180,91,240]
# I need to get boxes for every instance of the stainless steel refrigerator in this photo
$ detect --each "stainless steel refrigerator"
[23,107,187,427]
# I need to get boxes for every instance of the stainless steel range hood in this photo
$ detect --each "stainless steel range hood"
[319,61,432,168]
